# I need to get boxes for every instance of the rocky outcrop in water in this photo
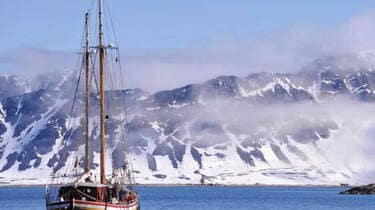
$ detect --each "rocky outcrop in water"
[341,184,375,195]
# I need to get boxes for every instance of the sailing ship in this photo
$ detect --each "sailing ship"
[45,1,140,209]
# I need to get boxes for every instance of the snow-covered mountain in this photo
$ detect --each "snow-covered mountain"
[1,53,375,186]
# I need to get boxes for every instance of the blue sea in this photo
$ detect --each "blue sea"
[0,186,373,210]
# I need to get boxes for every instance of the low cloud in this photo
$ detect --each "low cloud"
[2,12,375,91]
[124,11,375,91]
[186,97,375,182]
[0,47,75,77]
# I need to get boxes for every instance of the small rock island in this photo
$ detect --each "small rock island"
[341,184,375,195]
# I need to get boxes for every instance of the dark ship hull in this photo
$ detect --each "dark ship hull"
[46,183,139,210]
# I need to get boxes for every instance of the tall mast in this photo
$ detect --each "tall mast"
[98,0,106,184]
[84,12,90,173]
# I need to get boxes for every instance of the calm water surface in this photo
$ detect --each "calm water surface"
[0,186,373,210]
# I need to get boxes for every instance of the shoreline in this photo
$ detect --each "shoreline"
[0,183,350,188]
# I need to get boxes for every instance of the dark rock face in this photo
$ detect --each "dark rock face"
[236,147,255,166]
[146,153,157,171]
[1,152,17,172]
[270,144,291,164]
[152,143,178,168]
[153,174,167,179]
[250,149,267,163]
[319,71,349,95]
[2,96,21,123]
[191,147,202,168]
[0,123,6,136]
[214,153,225,158]
[171,140,186,163]
[291,129,320,144]
[204,76,240,97]
[152,84,200,106]
[287,145,308,161]
[341,184,375,195]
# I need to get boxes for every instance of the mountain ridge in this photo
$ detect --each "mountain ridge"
[0,53,375,185]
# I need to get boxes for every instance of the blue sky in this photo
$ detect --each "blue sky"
[2,0,375,91]
[1,0,374,51]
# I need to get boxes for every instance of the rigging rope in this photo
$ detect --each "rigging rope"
[103,0,137,188]
[52,15,87,184]
[51,0,137,189]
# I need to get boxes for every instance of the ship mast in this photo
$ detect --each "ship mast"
[84,12,90,173]
[98,0,106,184]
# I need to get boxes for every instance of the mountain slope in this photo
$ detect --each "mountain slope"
[0,54,375,185]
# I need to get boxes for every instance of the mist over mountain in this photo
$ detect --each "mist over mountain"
[0,52,375,185]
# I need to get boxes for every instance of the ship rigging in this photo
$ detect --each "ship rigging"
[45,0,140,209]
